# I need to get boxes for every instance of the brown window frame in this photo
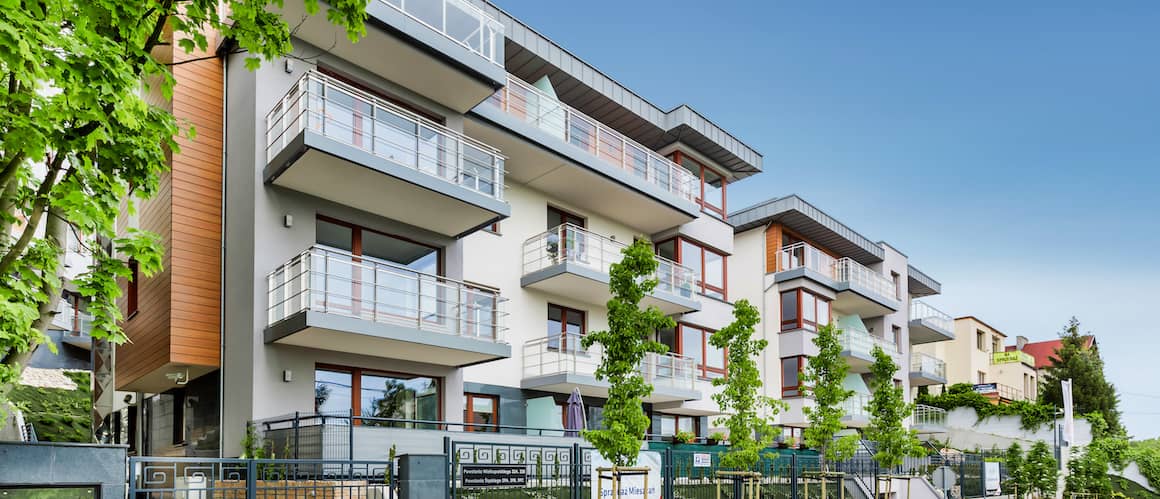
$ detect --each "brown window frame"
[658,236,728,300]
[779,288,831,332]
[464,393,500,433]
[547,303,587,352]
[678,323,727,380]
[655,413,701,437]
[547,206,586,229]
[315,363,444,426]
[670,151,727,219]
[781,356,807,397]
[126,259,139,319]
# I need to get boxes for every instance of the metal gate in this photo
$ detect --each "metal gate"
[128,457,393,498]
[446,438,592,499]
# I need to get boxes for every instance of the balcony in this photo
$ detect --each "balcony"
[521,334,699,403]
[973,382,1031,403]
[265,71,509,238]
[53,301,93,350]
[466,74,701,233]
[909,352,947,386]
[909,300,955,344]
[277,0,506,111]
[912,404,947,433]
[521,224,701,314]
[839,327,898,373]
[840,393,871,428]
[775,242,901,316]
[991,350,1035,367]
[265,245,511,367]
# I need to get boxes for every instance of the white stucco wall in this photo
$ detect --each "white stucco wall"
[939,407,1092,451]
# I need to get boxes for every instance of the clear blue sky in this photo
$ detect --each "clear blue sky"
[494,0,1160,439]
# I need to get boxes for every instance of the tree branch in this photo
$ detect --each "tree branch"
[0,153,66,275]
[1,206,67,371]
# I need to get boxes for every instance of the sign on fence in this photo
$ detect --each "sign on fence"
[589,451,662,499]
[461,465,528,487]
[692,453,712,468]
[972,383,998,394]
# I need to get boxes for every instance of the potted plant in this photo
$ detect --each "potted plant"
[672,430,696,445]
[707,431,727,446]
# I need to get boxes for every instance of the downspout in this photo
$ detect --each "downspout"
[216,44,229,458]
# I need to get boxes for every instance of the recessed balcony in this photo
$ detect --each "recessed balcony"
[521,224,701,314]
[909,352,947,386]
[53,301,93,350]
[774,242,901,316]
[265,71,509,238]
[912,404,947,434]
[841,393,871,428]
[277,0,507,112]
[521,334,700,403]
[265,245,511,367]
[466,74,701,233]
[840,327,899,373]
[909,300,955,344]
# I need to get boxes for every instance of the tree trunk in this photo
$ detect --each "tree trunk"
[0,207,67,379]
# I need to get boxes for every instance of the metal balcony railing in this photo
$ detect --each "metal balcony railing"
[842,393,871,418]
[910,300,953,332]
[913,404,947,428]
[484,74,699,203]
[523,333,696,392]
[777,242,898,302]
[267,245,508,343]
[380,0,504,65]
[522,223,699,299]
[266,71,505,201]
[991,350,1035,366]
[840,326,899,356]
[910,352,946,379]
[52,300,92,337]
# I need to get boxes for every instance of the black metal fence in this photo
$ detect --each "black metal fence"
[127,457,393,498]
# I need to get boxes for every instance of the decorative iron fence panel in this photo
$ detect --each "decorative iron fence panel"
[447,438,591,499]
[128,457,393,498]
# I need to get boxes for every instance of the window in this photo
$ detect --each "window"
[781,356,806,397]
[779,289,831,332]
[976,330,986,351]
[464,393,499,432]
[670,151,727,219]
[668,324,725,379]
[547,206,585,229]
[657,414,698,437]
[547,304,586,352]
[892,325,902,350]
[314,366,441,428]
[126,259,139,317]
[657,237,726,300]
[977,371,986,384]
[992,337,1002,354]
[891,271,901,300]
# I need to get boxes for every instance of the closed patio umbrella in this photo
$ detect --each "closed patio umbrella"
[564,388,586,437]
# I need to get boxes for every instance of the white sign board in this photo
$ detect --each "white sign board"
[588,450,662,499]
[931,466,956,490]
[692,453,712,468]
[984,461,1001,496]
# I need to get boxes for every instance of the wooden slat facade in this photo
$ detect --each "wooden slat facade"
[117,32,223,391]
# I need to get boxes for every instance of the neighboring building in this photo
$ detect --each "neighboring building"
[914,316,1038,403]
[1016,335,1097,378]
[728,195,953,441]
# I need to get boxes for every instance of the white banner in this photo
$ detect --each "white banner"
[588,450,662,499]
[1062,378,1075,446]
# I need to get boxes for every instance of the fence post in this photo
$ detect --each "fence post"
[572,443,582,499]
[443,436,453,499]
[790,453,797,499]
[663,448,674,499]
[247,459,258,497]
[348,408,355,461]
[293,411,300,459]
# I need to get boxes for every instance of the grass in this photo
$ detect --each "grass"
[9,371,91,442]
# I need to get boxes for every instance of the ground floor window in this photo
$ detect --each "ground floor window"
[657,414,698,437]
[464,393,499,432]
[314,365,441,427]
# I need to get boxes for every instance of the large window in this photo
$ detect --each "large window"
[670,151,726,219]
[779,289,830,332]
[547,304,586,352]
[656,237,726,300]
[660,324,725,379]
[781,356,806,397]
[313,366,441,428]
[657,414,698,437]
[464,393,499,432]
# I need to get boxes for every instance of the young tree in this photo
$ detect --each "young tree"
[864,346,924,495]
[710,299,788,472]
[582,239,673,467]
[802,322,859,472]
[1065,412,1128,497]
[1025,440,1058,498]
[1040,317,1121,433]
[0,0,369,405]
[1003,443,1028,498]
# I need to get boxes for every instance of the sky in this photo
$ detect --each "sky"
[493,0,1160,439]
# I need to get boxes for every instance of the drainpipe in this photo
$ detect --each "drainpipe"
[216,44,229,458]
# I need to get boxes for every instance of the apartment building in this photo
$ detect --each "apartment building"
[108,0,764,457]
[728,195,954,439]
[914,316,1038,403]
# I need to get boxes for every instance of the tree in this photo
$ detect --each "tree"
[0,0,369,407]
[1065,412,1129,496]
[864,346,924,495]
[710,299,787,472]
[1003,443,1029,498]
[802,322,859,472]
[581,238,673,468]
[1040,317,1121,433]
[1025,441,1058,498]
